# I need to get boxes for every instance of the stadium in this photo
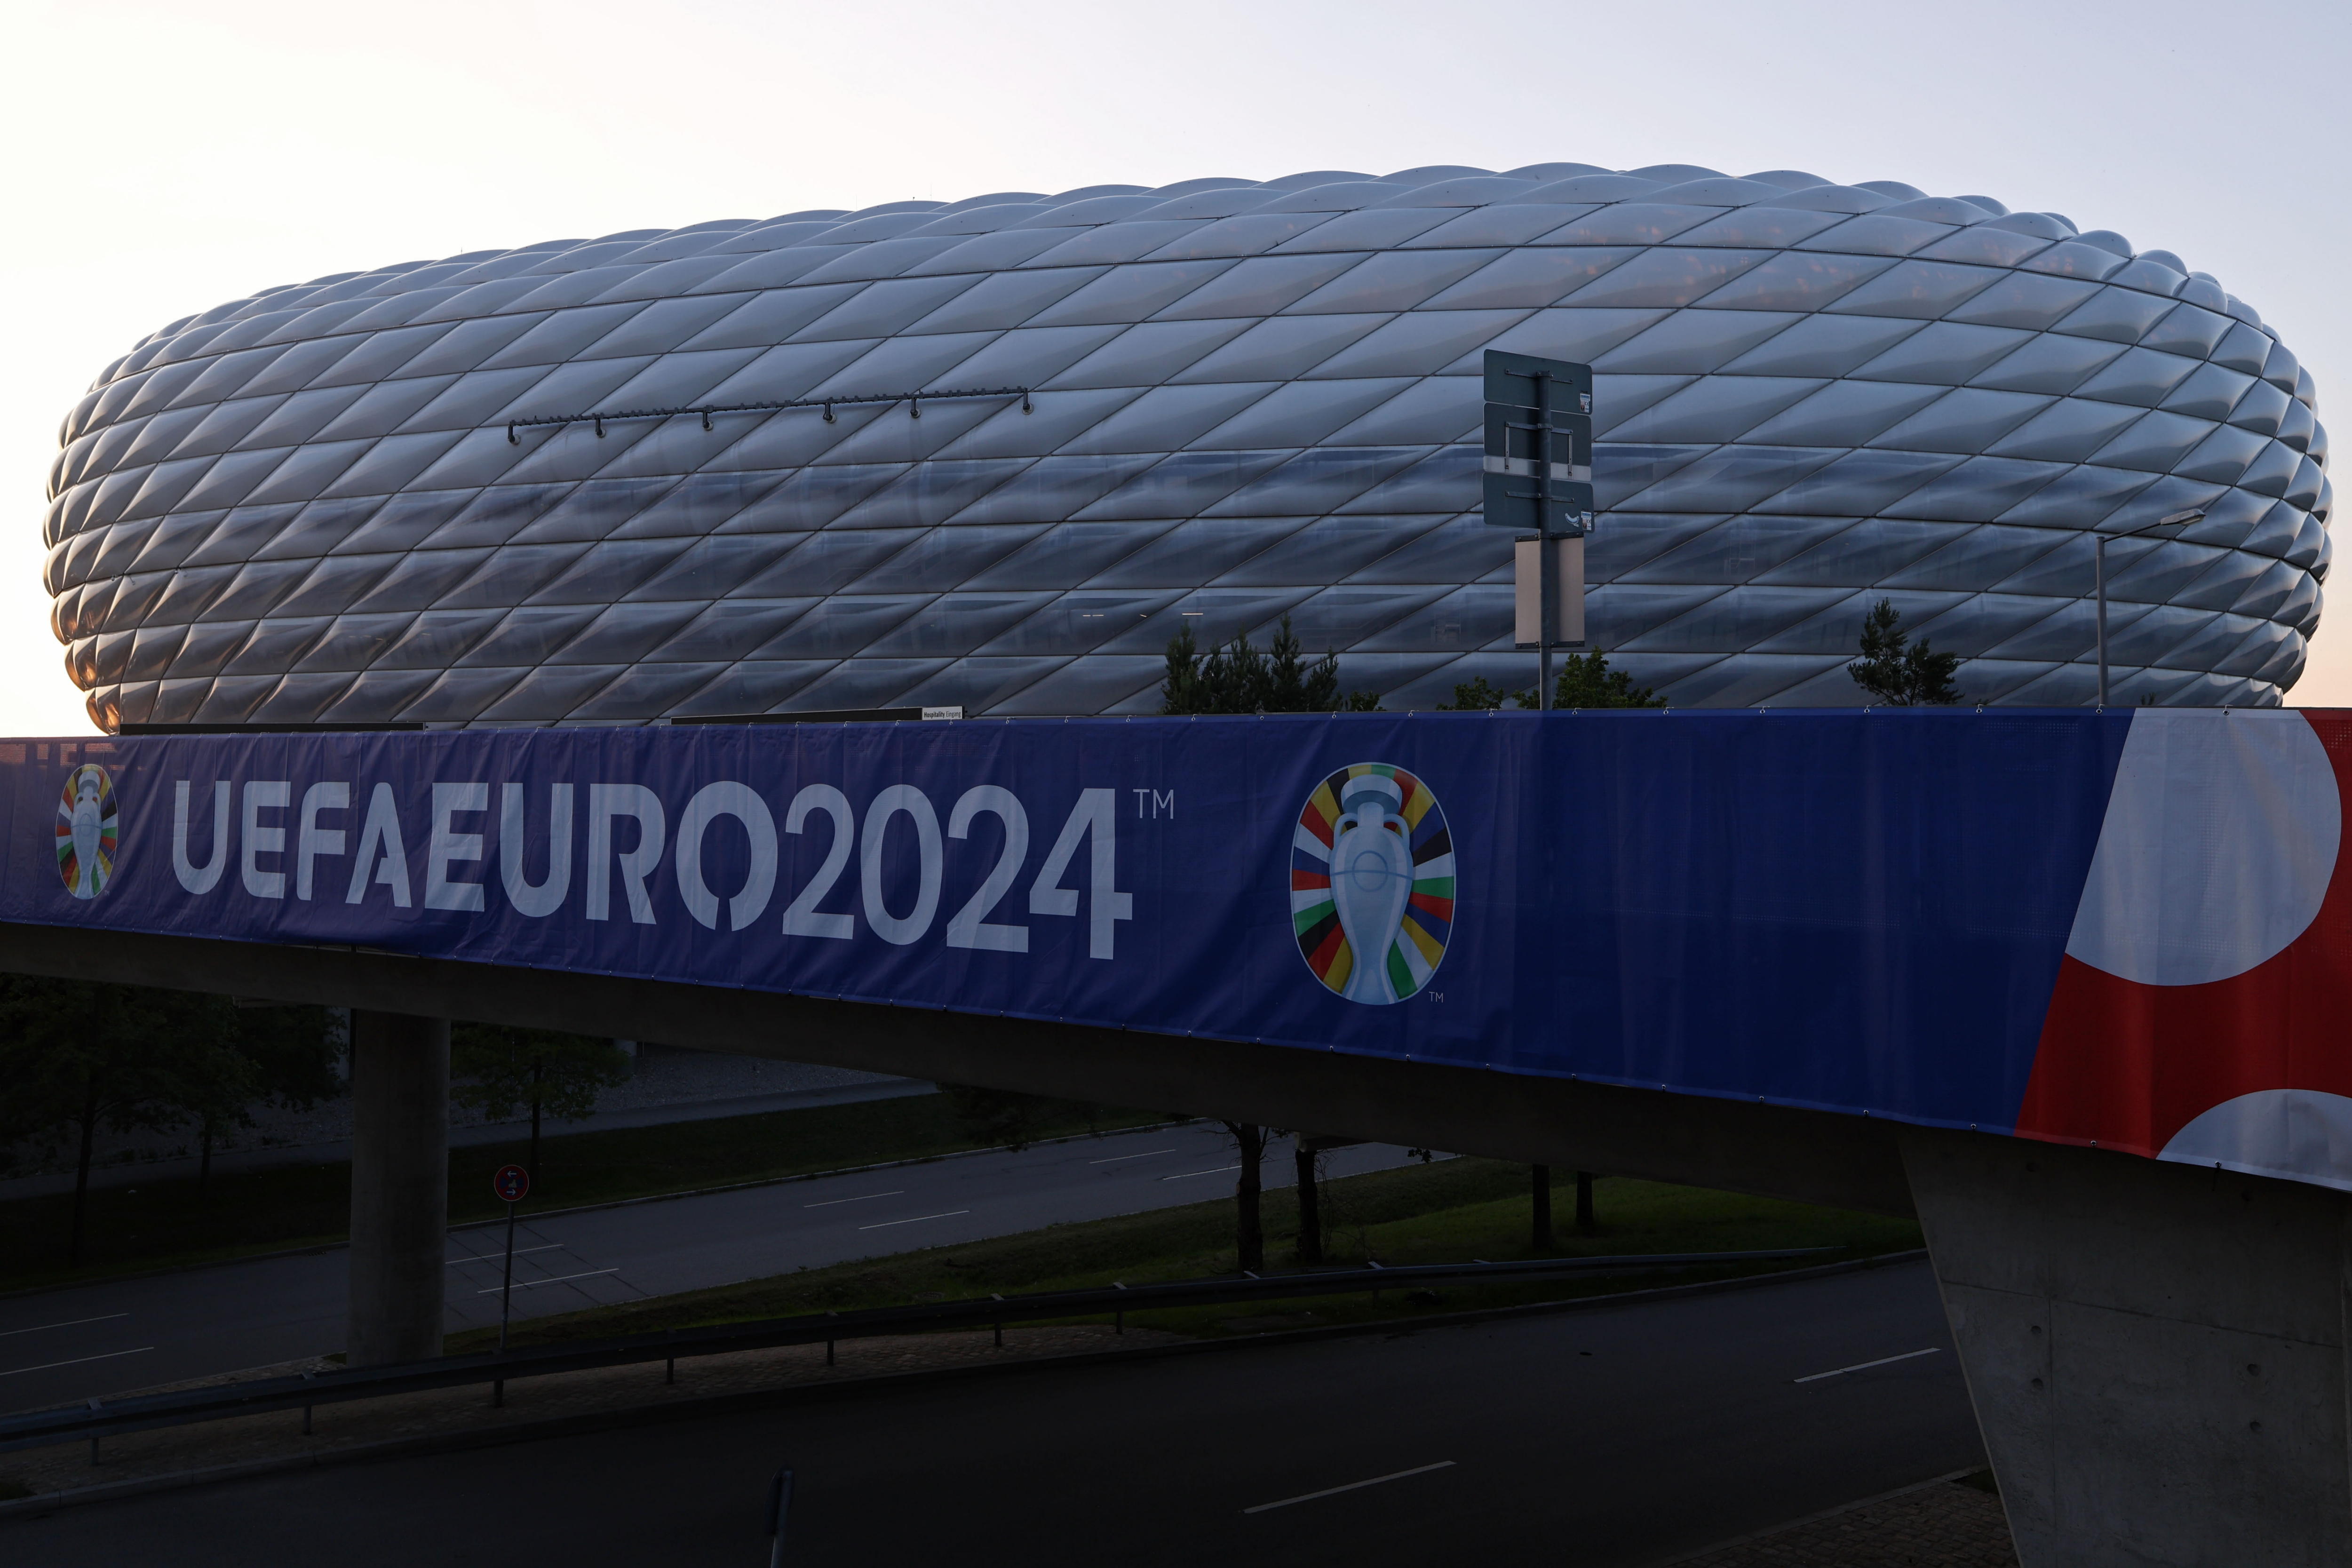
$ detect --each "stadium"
[43,160,2329,728]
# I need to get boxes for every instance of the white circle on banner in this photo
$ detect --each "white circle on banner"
[2064,711,2338,987]
[2160,1090,2352,1192]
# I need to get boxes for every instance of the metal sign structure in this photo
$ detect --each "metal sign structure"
[492,1163,531,1384]
[1484,351,1595,708]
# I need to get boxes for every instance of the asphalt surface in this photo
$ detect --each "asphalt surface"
[0,1257,1982,1568]
[0,1124,1414,1415]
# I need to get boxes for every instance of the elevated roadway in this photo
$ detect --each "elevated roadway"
[4,708,2350,1566]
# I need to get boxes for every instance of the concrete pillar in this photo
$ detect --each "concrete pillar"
[1902,1128,2352,1567]
[347,1010,449,1367]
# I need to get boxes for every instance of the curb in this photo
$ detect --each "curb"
[0,1120,1191,1301]
[0,1248,1931,1520]
[1643,1463,1994,1566]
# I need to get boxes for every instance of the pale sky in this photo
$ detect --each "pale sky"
[6,0,2345,734]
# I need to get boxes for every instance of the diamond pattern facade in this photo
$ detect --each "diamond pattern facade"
[45,161,2330,727]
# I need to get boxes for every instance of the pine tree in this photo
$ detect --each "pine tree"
[1549,650,1666,709]
[1848,599,1966,706]
[1436,653,1664,710]
[1160,616,1371,713]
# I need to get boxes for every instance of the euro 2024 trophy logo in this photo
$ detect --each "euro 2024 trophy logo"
[1292,764,1454,1005]
[56,764,118,900]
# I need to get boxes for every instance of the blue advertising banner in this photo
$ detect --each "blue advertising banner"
[0,712,2140,1147]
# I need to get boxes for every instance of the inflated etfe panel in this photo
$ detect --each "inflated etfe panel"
[45,162,2330,729]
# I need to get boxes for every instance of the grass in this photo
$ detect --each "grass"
[451,1159,1924,1353]
[0,1094,1160,1294]
[0,1476,31,1502]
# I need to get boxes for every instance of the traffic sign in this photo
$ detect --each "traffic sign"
[1483,350,1595,534]
[493,1164,530,1203]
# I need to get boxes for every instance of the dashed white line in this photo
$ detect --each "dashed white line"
[1162,1165,1241,1181]
[1,1346,155,1378]
[1795,1347,1941,1384]
[447,1245,565,1266]
[1089,1148,1179,1165]
[858,1210,972,1230]
[1243,1461,1456,1514]
[805,1190,906,1208]
[476,1268,620,1294]
[0,1312,129,1338]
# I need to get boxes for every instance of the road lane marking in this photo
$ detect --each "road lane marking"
[1243,1461,1456,1514]
[858,1210,972,1230]
[476,1269,620,1293]
[805,1190,906,1208]
[1795,1347,1941,1383]
[0,1313,129,1338]
[1,1346,155,1378]
[446,1245,565,1266]
[1162,1165,1240,1181]
[1089,1148,1179,1165]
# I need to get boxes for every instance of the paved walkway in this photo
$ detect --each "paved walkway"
[1671,1477,2015,1566]
[0,1068,928,1201]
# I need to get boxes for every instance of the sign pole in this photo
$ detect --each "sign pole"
[489,1163,530,1407]
[1535,368,1552,713]
[499,1195,518,1354]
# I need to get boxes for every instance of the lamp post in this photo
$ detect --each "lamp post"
[2096,508,2206,706]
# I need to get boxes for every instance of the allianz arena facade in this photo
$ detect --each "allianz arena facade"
[46,161,2330,728]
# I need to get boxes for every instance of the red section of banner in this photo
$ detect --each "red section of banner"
[2016,715,2352,1154]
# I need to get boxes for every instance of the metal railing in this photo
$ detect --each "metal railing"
[500,383,1033,443]
[0,1249,1833,1456]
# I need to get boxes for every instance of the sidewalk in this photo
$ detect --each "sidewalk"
[1669,1475,2016,1567]
[0,1073,932,1203]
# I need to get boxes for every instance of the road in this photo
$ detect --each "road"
[0,1258,1983,1567]
[0,1124,1415,1415]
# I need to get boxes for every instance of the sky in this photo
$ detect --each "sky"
[4,0,2346,734]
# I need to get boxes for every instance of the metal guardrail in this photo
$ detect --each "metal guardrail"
[0,1249,1833,1455]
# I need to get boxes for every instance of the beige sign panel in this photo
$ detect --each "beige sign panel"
[1515,535,1586,648]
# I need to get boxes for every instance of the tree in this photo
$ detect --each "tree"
[1161,616,1378,714]
[1437,676,1516,711]
[0,978,191,1262]
[0,981,347,1255]
[1294,1140,1324,1266]
[1437,652,1665,711]
[1551,650,1666,709]
[1848,599,1966,706]
[1222,1121,1274,1273]
[451,1025,629,1179]
[160,999,259,1200]
[183,1002,342,1197]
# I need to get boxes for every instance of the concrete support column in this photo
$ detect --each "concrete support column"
[1902,1128,2352,1568]
[347,1010,449,1367]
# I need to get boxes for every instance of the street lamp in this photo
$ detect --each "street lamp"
[2096,508,2206,706]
